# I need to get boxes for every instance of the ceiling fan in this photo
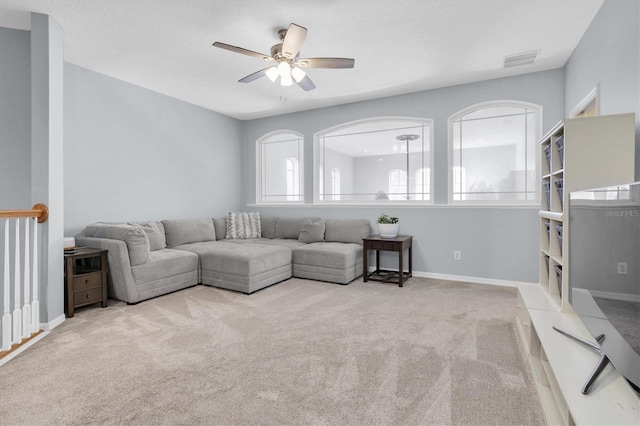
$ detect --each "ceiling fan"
[212,23,355,91]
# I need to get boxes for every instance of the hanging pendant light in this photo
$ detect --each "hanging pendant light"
[396,134,420,200]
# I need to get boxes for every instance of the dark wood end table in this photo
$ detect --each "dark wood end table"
[362,235,413,287]
[64,247,109,318]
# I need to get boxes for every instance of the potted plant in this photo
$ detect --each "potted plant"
[377,213,399,238]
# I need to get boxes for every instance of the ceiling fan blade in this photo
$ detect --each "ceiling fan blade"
[238,67,272,83]
[297,57,355,69]
[282,23,307,59]
[212,42,273,61]
[296,75,316,91]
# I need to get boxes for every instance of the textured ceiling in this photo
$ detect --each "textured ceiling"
[0,0,603,120]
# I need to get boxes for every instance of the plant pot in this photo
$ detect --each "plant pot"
[378,223,399,238]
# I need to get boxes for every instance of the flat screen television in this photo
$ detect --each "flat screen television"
[568,182,640,395]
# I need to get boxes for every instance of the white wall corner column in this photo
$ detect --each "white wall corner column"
[30,13,64,327]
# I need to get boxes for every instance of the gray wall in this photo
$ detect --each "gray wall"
[63,64,245,236]
[564,0,640,178]
[0,27,31,209]
[243,70,565,282]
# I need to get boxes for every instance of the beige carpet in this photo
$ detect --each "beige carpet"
[0,277,544,425]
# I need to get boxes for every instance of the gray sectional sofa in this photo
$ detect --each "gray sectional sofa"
[75,216,371,304]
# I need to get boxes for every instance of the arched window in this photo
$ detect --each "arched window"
[318,165,324,201]
[449,101,541,203]
[452,166,466,201]
[256,131,303,203]
[331,168,341,200]
[414,168,430,201]
[286,157,300,201]
[314,117,433,203]
[388,169,407,200]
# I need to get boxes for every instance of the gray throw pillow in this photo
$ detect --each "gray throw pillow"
[129,221,166,251]
[298,218,326,243]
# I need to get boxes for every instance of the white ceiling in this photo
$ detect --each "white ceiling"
[0,0,603,120]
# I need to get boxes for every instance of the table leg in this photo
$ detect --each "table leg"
[363,245,369,282]
[398,249,404,287]
[409,244,413,277]
[375,250,380,273]
[65,257,74,318]
[101,252,108,308]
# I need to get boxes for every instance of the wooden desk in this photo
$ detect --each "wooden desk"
[363,235,412,287]
[64,247,109,318]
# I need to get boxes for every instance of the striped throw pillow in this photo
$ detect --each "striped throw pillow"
[226,212,261,239]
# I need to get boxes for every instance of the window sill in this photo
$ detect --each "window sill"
[247,203,539,209]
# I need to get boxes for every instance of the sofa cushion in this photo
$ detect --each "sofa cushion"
[162,218,216,248]
[213,216,227,240]
[129,221,166,251]
[260,216,277,239]
[293,242,362,270]
[84,224,150,266]
[324,219,371,245]
[131,249,199,285]
[226,212,261,239]
[275,217,319,239]
[298,218,326,243]
[251,238,307,251]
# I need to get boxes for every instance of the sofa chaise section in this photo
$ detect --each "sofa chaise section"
[76,222,199,304]
[291,219,370,284]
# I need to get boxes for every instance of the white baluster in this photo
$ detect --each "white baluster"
[12,218,22,344]
[22,218,31,338]
[31,219,39,333]
[2,219,11,351]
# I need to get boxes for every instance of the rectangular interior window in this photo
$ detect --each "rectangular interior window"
[316,119,433,203]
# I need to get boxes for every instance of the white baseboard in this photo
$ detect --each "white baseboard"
[0,331,48,367]
[367,267,517,288]
[588,290,640,303]
[42,314,65,331]
[413,271,517,288]
[0,314,65,368]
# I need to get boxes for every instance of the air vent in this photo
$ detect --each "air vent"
[503,50,539,68]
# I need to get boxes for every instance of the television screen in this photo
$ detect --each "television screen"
[569,183,640,394]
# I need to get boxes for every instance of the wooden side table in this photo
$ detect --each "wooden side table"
[363,235,413,287]
[64,247,109,318]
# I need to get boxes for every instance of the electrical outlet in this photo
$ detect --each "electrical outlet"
[454,250,461,261]
[617,262,628,274]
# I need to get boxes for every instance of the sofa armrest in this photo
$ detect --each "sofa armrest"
[75,236,139,303]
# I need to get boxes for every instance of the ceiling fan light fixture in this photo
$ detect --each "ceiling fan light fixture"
[280,73,293,86]
[291,67,306,83]
[265,66,279,82]
[277,61,291,77]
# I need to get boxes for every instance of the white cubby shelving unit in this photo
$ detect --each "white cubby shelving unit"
[516,113,639,425]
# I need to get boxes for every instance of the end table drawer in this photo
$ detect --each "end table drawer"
[73,272,102,291]
[370,241,394,250]
[73,287,103,306]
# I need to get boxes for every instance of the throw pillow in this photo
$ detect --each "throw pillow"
[129,221,166,251]
[226,212,261,239]
[298,218,326,243]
